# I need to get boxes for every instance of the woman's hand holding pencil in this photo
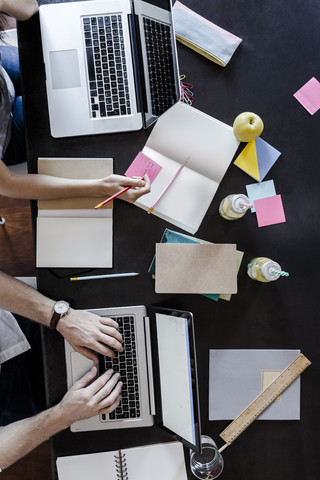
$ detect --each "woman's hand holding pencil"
[95,174,151,209]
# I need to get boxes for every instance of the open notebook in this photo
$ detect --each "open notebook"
[132,102,239,234]
[56,442,187,480]
[36,157,113,268]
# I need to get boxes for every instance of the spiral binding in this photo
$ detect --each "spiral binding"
[114,452,128,480]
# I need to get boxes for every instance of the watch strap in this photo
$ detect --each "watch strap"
[50,311,62,330]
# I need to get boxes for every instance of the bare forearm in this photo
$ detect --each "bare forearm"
[0,405,66,470]
[1,171,150,203]
[0,367,122,470]
[0,0,39,21]
[0,272,54,327]
[0,272,124,362]
[1,171,102,200]
[1,160,150,202]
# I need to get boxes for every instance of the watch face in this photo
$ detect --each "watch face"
[54,300,70,315]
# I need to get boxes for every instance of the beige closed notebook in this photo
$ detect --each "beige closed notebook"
[155,243,237,294]
[36,216,112,268]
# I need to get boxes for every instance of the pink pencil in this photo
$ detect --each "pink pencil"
[148,158,189,214]
[94,186,131,209]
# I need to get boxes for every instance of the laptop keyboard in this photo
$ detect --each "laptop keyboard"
[143,17,177,116]
[99,315,140,421]
[82,15,131,119]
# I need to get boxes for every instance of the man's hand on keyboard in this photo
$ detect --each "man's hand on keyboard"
[57,310,124,363]
[99,174,151,203]
[56,367,123,426]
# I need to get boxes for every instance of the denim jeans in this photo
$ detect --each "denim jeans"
[0,45,27,166]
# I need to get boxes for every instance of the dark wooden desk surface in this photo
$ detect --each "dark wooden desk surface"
[18,1,320,479]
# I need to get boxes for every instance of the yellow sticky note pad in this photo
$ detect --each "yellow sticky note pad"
[234,141,260,181]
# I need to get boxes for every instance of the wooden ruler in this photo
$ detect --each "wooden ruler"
[219,353,311,449]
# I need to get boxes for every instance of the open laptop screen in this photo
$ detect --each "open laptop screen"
[152,309,201,452]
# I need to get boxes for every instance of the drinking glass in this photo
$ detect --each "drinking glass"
[190,435,224,479]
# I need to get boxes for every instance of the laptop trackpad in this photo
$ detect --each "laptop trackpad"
[49,50,81,89]
[71,351,95,383]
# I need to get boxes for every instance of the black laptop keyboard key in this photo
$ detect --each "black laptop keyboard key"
[85,48,95,81]
[82,14,131,118]
[99,315,140,421]
[100,103,106,116]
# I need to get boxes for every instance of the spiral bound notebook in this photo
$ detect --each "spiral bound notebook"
[56,442,187,480]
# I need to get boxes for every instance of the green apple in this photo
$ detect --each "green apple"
[233,112,264,142]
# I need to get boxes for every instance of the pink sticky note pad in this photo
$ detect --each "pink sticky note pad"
[254,194,286,227]
[293,77,320,115]
[125,152,162,184]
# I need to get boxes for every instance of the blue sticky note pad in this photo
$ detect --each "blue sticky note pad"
[246,180,277,212]
[255,137,281,181]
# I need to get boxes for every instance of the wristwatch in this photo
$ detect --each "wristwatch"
[50,300,70,330]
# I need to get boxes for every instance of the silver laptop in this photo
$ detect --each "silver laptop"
[64,305,201,452]
[39,0,180,138]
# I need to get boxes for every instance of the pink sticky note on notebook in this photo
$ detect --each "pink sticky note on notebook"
[254,194,286,227]
[293,77,320,115]
[125,152,162,183]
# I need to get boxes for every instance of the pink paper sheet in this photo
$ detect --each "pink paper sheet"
[125,152,162,183]
[293,77,320,115]
[254,194,286,227]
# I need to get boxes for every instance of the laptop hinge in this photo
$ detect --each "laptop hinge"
[144,315,156,416]
[127,13,147,119]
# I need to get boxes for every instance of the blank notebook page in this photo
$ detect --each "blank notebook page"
[57,450,116,479]
[124,442,187,480]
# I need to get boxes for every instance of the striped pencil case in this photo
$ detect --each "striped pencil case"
[172,1,242,67]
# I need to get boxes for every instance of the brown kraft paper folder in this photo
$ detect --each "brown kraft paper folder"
[155,243,237,294]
